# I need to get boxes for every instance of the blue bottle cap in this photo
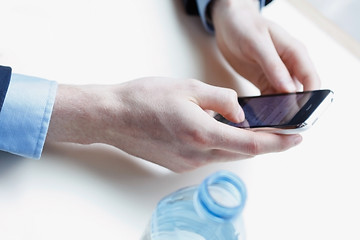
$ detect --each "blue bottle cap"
[197,170,247,220]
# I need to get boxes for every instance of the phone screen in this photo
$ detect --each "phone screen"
[215,90,332,129]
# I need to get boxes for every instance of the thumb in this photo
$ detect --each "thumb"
[194,83,245,123]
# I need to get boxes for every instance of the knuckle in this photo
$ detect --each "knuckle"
[221,88,238,104]
[182,126,211,148]
[226,88,238,100]
[221,89,240,116]
[245,135,261,156]
[185,78,202,91]
[189,128,210,147]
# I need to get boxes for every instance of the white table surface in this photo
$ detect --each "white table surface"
[1,0,359,239]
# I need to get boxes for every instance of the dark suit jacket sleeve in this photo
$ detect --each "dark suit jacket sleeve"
[0,66,12,113]
[182,0,274,15]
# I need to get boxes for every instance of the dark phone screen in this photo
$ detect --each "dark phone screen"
[215,90,331,128]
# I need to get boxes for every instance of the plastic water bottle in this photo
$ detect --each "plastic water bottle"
[142,170,247,240]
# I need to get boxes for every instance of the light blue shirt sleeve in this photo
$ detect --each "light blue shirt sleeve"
[0,74,58,159]
[195,0,214,33]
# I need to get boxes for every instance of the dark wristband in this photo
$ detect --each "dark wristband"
[0,65,12,112]
[182,0,274,16]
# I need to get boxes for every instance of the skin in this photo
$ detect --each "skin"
[46,0,321,173]
[47,78,302,173]
[212,0,321,94]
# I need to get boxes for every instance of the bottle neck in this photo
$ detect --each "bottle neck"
[196,171,247,221]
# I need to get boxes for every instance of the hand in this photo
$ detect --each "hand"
[47,78,302,172]
[211,0,321,94]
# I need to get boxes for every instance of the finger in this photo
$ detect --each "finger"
[193,82,245,123]
[268,22,321,91]
[285,47,321,91]
[210,122,302,155]
[252,37,297,93]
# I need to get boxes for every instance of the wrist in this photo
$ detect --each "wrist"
[212,0,262,35]
[212,0,259,20]
[47,84,115,145]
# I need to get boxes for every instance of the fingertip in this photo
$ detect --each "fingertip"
[293,134,303,146]
[226,94,245,123]
[235,106,245,123]
[282,134,302,149]
[276,73,297,93]
[219,106,244,124]
[213,88,244,123]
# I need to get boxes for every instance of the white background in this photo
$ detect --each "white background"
[0,0,360,239]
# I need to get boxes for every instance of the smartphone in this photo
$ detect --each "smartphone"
[214,89,334,134]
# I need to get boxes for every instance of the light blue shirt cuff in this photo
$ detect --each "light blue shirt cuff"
[196,0,214,33]
[0,74,58,159]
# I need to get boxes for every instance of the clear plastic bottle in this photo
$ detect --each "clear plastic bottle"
[142,170,247,240]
